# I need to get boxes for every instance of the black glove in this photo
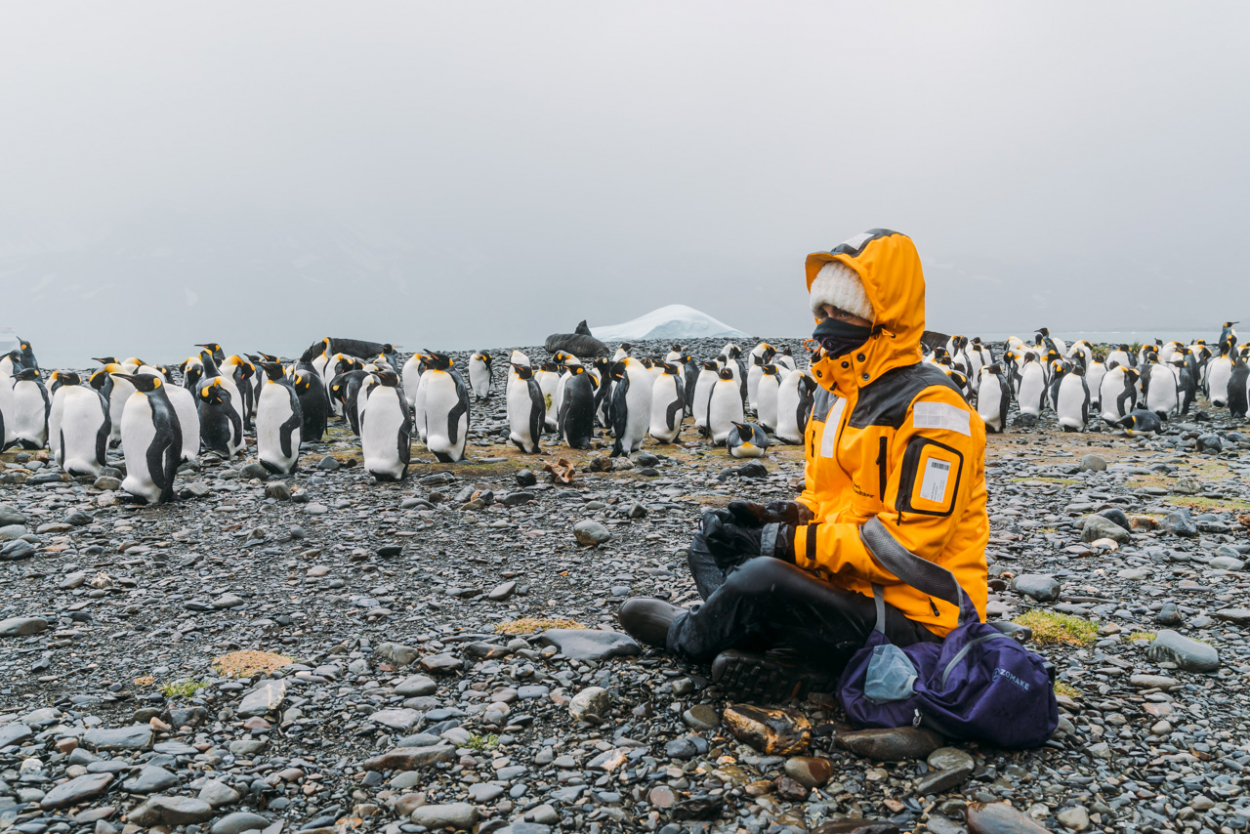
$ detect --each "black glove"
[703,510,763,573]
[727,500,815,528]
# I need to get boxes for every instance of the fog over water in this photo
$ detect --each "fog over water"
[2,3,1248,369]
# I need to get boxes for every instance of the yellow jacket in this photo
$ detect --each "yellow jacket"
[793,230,988,636]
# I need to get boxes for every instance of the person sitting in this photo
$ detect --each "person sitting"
[618,229,990,701]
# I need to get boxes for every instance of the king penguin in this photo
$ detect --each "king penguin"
[648,362,685,444]
[256,362,303,476]
[469,351,493,401]
[361,370,412,481]
[116,373,182,503]
[609,357,652,457]
[1228,354,1249,420]
[707,367,746,446]
[1208,340,1235,408]
[976,364,1010,434]
[535,361,561,432]
[10,368,50,450]
[726,421,769,458]
[1054,362,1090,433]
[49,372,110,476]
[754,364,781,433]
[1015,355,1046,427]
[292,368,329,443]
[1115,409,1165,436]
[154,368,200,463]
[558,365,597,450]
[507,363,546,454]
[1099,366,1139,424]
[1143,356,1179,418]
[420,352,470,463]
[692,360,720,438]
[402,351,425,417]
[774,368,816,444]
[199,378,245,458]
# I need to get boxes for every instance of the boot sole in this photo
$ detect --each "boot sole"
[710,650,837,703]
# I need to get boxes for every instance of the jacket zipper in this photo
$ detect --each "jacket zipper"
[876,437,887,501]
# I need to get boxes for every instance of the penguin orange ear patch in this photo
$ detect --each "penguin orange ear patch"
[896,437,963,517]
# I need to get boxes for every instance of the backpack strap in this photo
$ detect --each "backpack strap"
[859,516,979,626]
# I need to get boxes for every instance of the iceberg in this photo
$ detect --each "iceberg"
[591,304,749,343]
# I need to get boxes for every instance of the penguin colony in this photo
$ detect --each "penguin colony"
[1,325,1247,504]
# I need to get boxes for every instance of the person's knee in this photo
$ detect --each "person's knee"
[723,556,793,593]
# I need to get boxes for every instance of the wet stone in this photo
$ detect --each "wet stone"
[723,704,811,755]
[836,727,943,761]
[0,616,48,637]
[538,629,639,661]
[83,725,153,750]
[39,773,114,809]
[1145,629,1219,672]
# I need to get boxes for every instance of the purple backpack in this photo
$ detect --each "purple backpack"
[837,519,1058,750]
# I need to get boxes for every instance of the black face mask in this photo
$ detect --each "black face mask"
[813,317,872,359]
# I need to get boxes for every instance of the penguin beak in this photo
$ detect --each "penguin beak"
[111,373,136,382]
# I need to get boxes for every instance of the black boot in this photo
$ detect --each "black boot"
[710,648,840,703]
[618,598,683,648]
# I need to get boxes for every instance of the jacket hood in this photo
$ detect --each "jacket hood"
[806,229,926,392]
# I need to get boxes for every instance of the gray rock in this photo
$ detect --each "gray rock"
[411,802,479,830]
[1081,514,1130,543]
[93,475,121,491]
[488,580,517,601]
[212,592,244,609]
[370,708,422,731]
[376,642,419,667]
[39,773,114,809]
[573,519,611,546]
[0,722,34,747]
[128,796,214,826]
[1210,555,1245,571]
[237,679,286,717]
[467,782,505,802]
[0,616,48,637]
[1145,629,1219,672]
[682,705,720,730]
[914,747,976,794]
[1078,454,1106,472]
[121,765,179,793]
[1057,805,1090,831]
[211,811,272,834]
[1155,603,1183,625]
[538,629,640,661]
[264,481,291,500]
[0,540,35,560]
[393,674,437,696]
[83,725,153,750]
[568,686,610,723]
[1163,510,1199,537]
[0,504,26,526]
[1011,574,1061,602]
[199,779,241,808]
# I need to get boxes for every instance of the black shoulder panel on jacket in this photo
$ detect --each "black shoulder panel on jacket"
[848,363,962,429]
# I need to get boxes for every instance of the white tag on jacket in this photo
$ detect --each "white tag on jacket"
[919,458,952,503]
[912,401,971,436]
[820,397,847,458]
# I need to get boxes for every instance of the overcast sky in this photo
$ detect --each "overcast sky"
[2,3,1248,366]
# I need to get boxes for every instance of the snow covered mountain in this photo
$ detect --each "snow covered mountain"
[591,304,749,342]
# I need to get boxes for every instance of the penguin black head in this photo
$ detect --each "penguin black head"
[1036,327,1050,337]
[783,346,794,356]
[701,360,718,371]
[660,362,681,375]
[258,362,285,381]
[671,344,682,353]
[200,378,230,404]
[641,358,655,369]
[513,363,535,380]
[541,361,559,373]
[1119,344,1131,351]
[93,356,117,366]
[568,365,584,376]
[608,361,627,381]
[291,371,313,392]
[424,352,453,371]
[13,368,39,381]
[52,370,81,385]
[89,369,111,390]
[984,363,1003,375]
[718,368,735,381]
[731,421,752,436]
[119,373,163,392]
[375,370,400,387]
[727,346,742,359]
[762,364,779,375]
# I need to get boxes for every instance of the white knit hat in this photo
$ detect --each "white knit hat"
[808,261,875,322]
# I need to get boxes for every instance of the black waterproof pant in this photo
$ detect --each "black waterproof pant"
[668,512,941,672]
